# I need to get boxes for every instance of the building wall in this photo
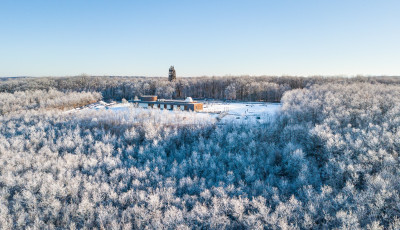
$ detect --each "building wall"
[193,103,203,111]
[135,101,203,111]
[141,96,157,102]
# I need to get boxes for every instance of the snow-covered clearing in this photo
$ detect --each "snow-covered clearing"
[68,101,281,124]
[202,101,281,123]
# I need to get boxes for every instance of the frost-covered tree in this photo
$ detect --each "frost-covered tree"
[0,81,400,228]
[224,83,237,100]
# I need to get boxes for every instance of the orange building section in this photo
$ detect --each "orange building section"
[193,103,203,111]
[140,95,158,102]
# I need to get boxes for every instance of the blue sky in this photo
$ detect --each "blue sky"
[0,0,399,77]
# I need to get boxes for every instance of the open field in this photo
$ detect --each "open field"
[202,101,281,123]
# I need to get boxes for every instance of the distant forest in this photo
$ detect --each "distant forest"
[1,75,400,102]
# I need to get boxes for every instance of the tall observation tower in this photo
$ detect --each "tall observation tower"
[168,66,176,82]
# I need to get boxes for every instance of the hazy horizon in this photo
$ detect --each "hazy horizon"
[3,74,400,79]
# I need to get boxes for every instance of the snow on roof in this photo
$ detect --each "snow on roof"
[185,97,193,102]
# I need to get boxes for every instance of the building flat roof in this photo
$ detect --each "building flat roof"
[132,100,202,105]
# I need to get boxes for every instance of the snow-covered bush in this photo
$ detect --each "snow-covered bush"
[0,89,102,115]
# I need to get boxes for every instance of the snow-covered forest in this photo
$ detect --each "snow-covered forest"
[2,75,400,102]
[1,78,400,229]
[0,89,101,115]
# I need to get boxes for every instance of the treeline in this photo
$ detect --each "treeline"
[0,89,102,115]
[1,83,400,228]
[1,75,399,102]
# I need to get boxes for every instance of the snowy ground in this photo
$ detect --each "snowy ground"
[202,101,281,123]
[69,101,281,124]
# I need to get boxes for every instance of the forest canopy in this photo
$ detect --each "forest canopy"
[1,75,400,102]
[0,77,400,229]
